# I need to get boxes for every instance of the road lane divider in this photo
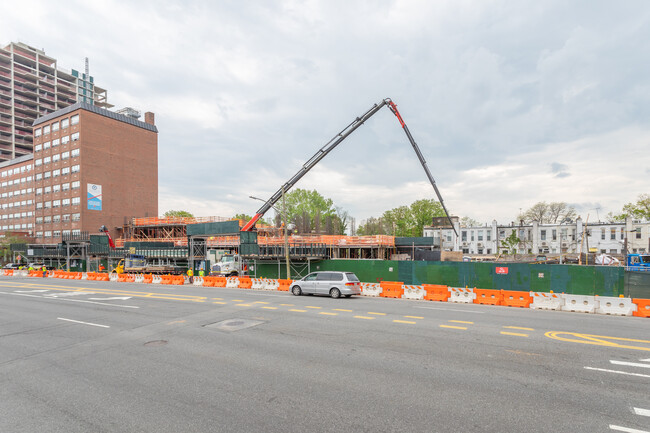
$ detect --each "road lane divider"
[440,325,467,330]
[501,331,529,337]
[354,316,375,320]
[503,326,534,331]
[393,320,416,324]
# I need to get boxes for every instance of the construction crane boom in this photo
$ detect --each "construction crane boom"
[242,98,457,236]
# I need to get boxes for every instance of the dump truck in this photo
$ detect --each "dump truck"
[626,253,650,271]
[209,253,248,277]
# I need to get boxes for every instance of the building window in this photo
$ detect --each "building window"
[72,197,80,205]
[53,184,60,193]
[71,165,80,173]
[35,144,42,152]
[52,169,60,178]
[71,114,79,125]
[44,186,51,194]
[62,198,70,207]
[36,173,42,181]
[72,213,80,221]
[52,154,60,162]
[601,230,605,240]
[478,230,483,241]
[62,183,70,191]
[470,231,475,241]
[71,149,79,157]
[61,118,69,129]
[62,151,70,160]
[552,229,557,241]
[62,167,70,175]
[35,217,43,224]
[53,215,61,223]
[499,230,505,239]
[53,230,61,237]
[487,231,491,241]
[461,231,467,242]
[637,229,642,239]
[71,181,80,189]
[44,201,51,209]
[621,227,625,239]
[52,121,59,131]
[53,200,60,208]
[62,229,70,236]
[35,231,43,238]
[62,214,70,222]
[44,231,52,237]
[610,228,616,240]
[35,128,42,137]
[43,171,51,179]
[43,141,51,149]
[43,125,50,135]
[43,156,51,164]
[71,132,80,142]
[541,230,546,241]
[44,216,52,223]
[61,135,70,144]
[36,202,43,209]
[52,138,60,147]
[34,159,42,166]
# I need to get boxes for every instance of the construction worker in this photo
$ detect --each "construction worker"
[198,269,205,278]
[42,265,47,278]
[187,268,194,284]
[28,265,34,271]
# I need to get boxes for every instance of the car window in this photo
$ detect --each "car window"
[345,273,359,282]
[316,272,332,281]
[304,273,318,281]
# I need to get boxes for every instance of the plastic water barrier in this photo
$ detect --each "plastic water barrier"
[152,275,162,284]
[193,276,204,286]
[448,287,476,303]
[264,279,280,290]
[251,278,265,290]
[595,296,637,316]
[109,273,119,282]
[402,285,425,300]
[360,283,382,297]
[530,292,565,310]
[134,274,145,283]
[226,277,239,288]
[561,294,599,313]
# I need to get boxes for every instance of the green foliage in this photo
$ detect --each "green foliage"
[164,210,194,218]
[232,213,267,225]
[358,199,446,237]
[276,189,347,234]
[618,194,650,221]
[501,231,521,255]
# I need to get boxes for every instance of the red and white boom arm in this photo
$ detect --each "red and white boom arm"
[242,98,456,235]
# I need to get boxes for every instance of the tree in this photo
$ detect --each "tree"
[460,216,480,227]
[518,201,576,224]
[501,231,521,255]
[232,213,267,225]
[357,217,388,236]
[409,199,445,237]
[617,194,650,221]
[275,188,348,234]
[164,210,194,218]
[363,199,446,237]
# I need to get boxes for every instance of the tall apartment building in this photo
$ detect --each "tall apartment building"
[0,42,112,162]
[0,154,35,234]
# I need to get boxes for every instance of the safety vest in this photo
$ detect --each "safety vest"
[187,269,194,277]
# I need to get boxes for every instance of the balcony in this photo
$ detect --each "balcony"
[14,102,37,115]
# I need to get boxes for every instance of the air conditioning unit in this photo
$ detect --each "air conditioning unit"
[562,243,567,247]
[462,242,468,246]
[542,242,547,246]
[477,243,483,247]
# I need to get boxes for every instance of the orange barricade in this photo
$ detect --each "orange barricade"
[238,277,252,289]
[99,273,110,281]
[202,276,215,287]
[28,271,38,277]
[380,281,404,299]
[74,272,82,280]
[423,284,449,302]
[633,299,650,317]
[143,274,153,284]
[117,274,128,282]
[277,279,292,291]
[501,290,532,308]
[86,272,95,281]
[474,289,503,306]
[161,275,172,285]
[213,277,227,287]
[4,269,13,276]
[173,276,184,285]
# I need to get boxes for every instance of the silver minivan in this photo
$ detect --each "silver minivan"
[290,271,361,298]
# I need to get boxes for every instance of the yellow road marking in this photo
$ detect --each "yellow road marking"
[333,309,353,312]
[504,326,534,331]
[167,320,186,325]
[212,297,223,300]
[280,304,294,306]
[253,301,269,304]
[449,320,473,324]
[367,312,386,316]
[232,299,244,302]
[319,312,338,316]
[545,331,650,352]
[404,315,424,319]
[440,325,467,330]
[5,284,209,302]
[354,316,375,320]
[394,320,416,324]
[213,301,227,305]
[305,306,321,309]
[262,306,277,310]
[289,309,307,312]
[501,331,529,337]
[235,304,252,307]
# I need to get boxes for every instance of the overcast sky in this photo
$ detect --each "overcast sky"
[2,0,649,227]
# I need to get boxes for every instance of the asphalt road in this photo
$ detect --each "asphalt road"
[1,276,649,433]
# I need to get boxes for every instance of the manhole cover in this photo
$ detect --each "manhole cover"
[144,340,168,347]
[205,319,264,332]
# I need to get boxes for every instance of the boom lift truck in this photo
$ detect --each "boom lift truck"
[242,98,457,236]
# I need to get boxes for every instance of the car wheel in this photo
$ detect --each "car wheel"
[330,288,341,299]
[292,286,302,296]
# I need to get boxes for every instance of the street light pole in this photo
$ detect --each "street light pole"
[249,193,290,280]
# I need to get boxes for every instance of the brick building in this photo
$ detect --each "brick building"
[0,102,158,244]
[0,42,112,162]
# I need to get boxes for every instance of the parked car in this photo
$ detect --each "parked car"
[290,271,361,298]
[3,263,22,269]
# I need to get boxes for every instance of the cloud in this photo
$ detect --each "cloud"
[2,0,650,227]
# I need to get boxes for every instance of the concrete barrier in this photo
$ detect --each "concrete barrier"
[596,296,637,316]
[561,294,599,313]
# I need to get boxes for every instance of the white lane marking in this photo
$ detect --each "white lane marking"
[14,289,49,293]
[57,317,110,328]
[415,306,486,314]
[609,425,649,433]
[634,407,650,417]
[640,359,650,362]
[584,367,650,378]
[88,296,132,301]
[45,291,95,298]
[611,360,650,369]
[1,291,138,309]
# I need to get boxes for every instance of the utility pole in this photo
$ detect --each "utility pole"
[282,186,290,280]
